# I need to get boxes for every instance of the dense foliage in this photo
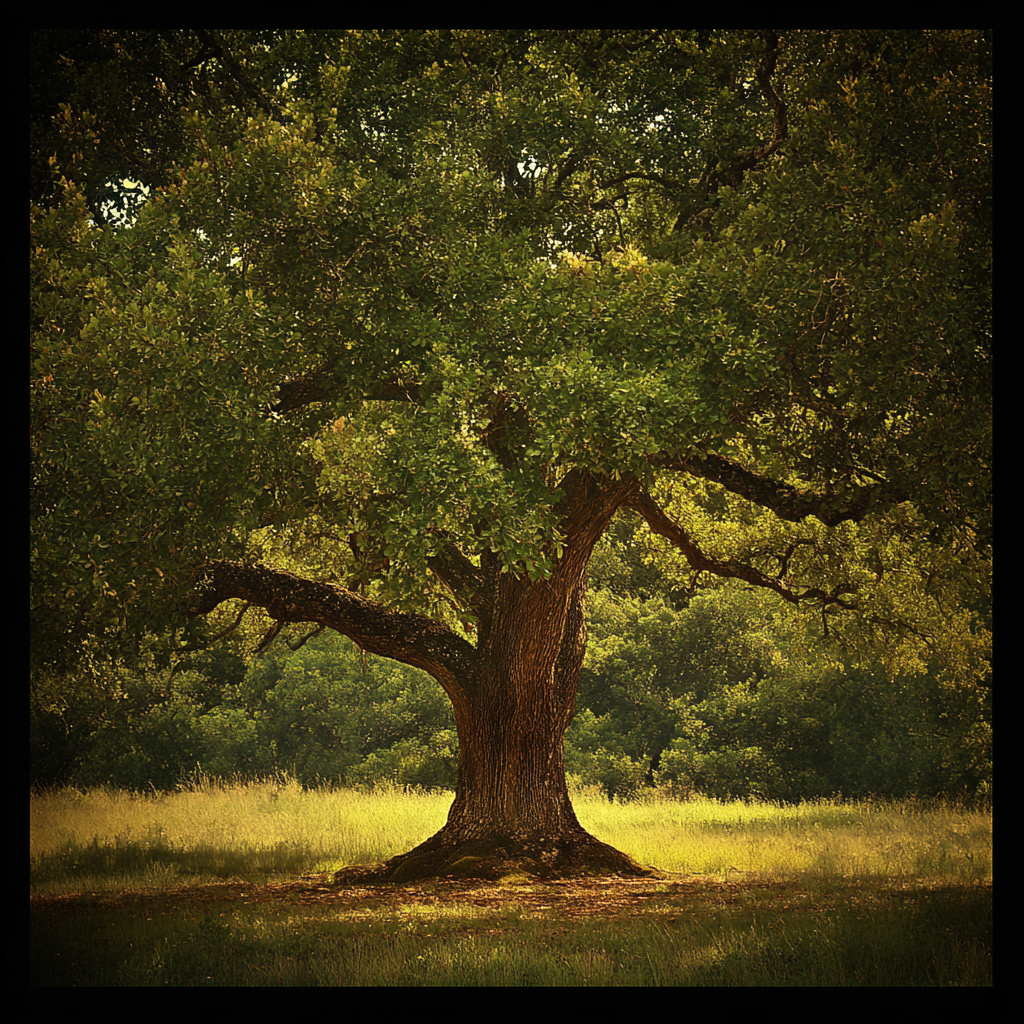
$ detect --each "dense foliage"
[31,633,458,792]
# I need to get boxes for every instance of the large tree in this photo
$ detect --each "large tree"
[31,30,991,881]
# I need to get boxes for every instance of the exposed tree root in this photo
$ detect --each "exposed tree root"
[333,827,654,885]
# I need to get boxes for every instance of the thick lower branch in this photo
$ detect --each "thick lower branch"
[190,560,476,699]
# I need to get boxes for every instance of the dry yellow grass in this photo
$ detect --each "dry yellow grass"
[30,779,991,897]
[571,788,991,882]
[30,779,450,894]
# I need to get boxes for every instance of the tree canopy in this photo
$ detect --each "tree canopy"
[32,29,990,664]
[31,30,990,877]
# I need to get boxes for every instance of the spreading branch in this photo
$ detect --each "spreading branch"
[190,561,477,699]
[623,487,801,604]
[274,362,424,416]
[623,487,860,613]
[649,451,908,526]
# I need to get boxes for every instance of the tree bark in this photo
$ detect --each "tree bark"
[353,572,649,883]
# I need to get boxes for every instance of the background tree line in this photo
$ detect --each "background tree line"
[32,516,990,801]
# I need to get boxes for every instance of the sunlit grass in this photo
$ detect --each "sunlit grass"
[571,788,992,883]
[30,779,991,897]
[30,778,450,895]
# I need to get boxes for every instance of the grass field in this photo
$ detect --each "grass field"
[30,780,992,986]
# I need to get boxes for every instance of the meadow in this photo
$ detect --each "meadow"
[30,779,992,986]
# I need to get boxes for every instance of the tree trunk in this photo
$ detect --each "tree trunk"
[194,472,653,884]
[333,573,650,883]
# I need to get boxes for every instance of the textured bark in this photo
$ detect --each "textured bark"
[340,572,650,883]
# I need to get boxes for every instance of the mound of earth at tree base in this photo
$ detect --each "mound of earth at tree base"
[333,830,655,885]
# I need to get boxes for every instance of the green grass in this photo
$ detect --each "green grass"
[30,780,992,986]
